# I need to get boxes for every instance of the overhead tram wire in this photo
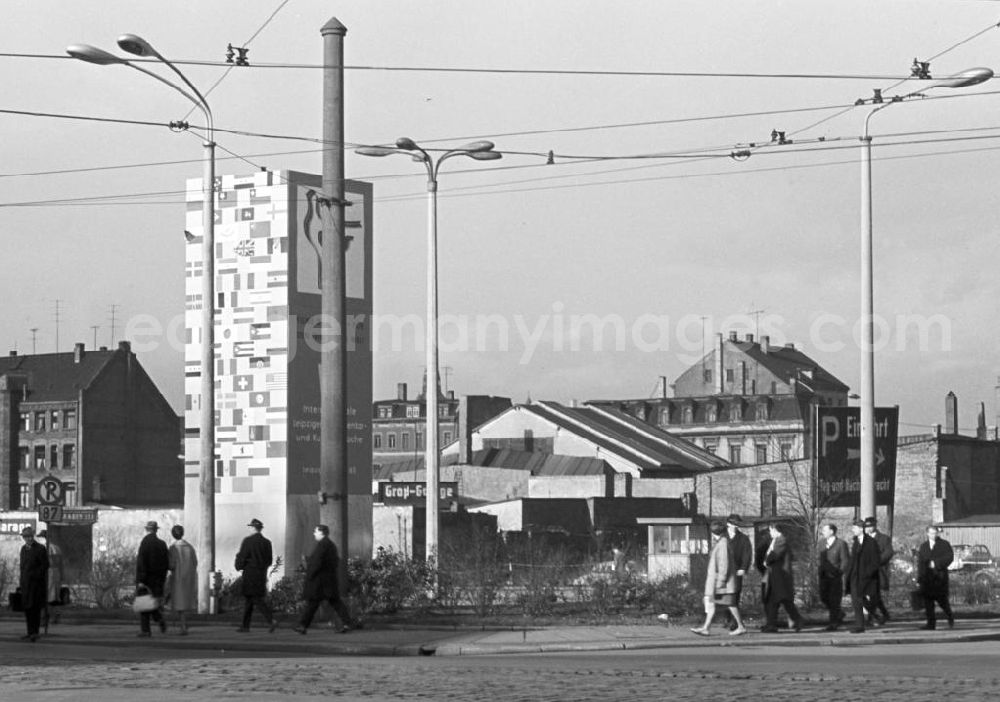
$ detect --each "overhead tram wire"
[8,128,1000,210]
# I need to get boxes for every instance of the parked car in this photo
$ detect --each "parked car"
[948,544,994,571]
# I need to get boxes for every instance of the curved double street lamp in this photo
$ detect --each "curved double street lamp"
[67,35,217,614]
[857,67,992,519]
[356,138,501,562]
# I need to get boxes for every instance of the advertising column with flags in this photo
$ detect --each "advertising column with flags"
[815,406,899,509]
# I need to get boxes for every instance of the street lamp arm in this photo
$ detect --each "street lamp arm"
[126,62,212,131]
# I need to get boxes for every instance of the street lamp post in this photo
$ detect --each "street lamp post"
[67,37,218,613]
[858,67,992,519]
[356,138,500,562]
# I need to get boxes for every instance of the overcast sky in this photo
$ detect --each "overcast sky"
[2,0,999,434]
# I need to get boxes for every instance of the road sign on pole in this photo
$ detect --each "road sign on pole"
[38,504,63,523]
[34,475,66,506]
[815,406,899,508]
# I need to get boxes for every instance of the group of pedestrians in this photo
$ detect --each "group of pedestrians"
[131,518,357,639]
[679,514,958,637]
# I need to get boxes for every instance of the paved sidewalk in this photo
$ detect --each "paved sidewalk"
[5,615,1000,658]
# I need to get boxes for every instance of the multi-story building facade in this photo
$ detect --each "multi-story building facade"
[593,332,849,464]
[0,341,181,510]
[183,169,373,568]
[372,378,510,467]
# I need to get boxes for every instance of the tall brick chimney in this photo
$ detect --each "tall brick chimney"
[397,383,408,401]
[73,342,85,363]
[458,395,473,464]
[714,333,724,394]
[945,391,958,435]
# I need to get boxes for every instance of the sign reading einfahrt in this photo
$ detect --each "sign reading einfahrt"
[378,482,458,506]
[815,406,898,508]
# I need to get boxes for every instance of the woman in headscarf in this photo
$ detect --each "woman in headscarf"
[690,520,747,636]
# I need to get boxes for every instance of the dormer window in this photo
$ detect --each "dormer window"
[658,406,672,426]
[705,402,718,423]
[682,404,694,424]
[755,399,771,421]
[728,400,743,422]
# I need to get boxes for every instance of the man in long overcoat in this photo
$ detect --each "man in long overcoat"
[845,519,880,633]
[235,518,276,632]
[865,517,894,624]
[294,524,355,634]
[136,520,169,637]
[916,525,955,630]
[761,522,803,632]
[725,514,753,630]
[818,523,850,630]
[19,526,49,642]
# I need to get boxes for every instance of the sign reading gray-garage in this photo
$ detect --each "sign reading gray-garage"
[815,406,898,508]
[378,482,458,505]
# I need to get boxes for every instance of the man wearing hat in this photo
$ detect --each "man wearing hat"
[817,523,850,630]
[19,526,48,642]
[135,520,169,637]
[234,518,277,632]
[724,514,752,631]
[844,519,880,633]
[864,516,894,625]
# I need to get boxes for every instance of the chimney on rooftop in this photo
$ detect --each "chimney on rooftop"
[8,351,15,357]
[118,340,131,353]
[397,382,408,401]
[728,331,738,342]
[714,333,724,394]
[761,336,770,354]
[745,333,754,343]
[73,342,84,364]
[458,395,473,464]
[945,391,958,435]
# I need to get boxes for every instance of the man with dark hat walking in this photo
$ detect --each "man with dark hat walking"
[864,516,893,625]
[136,520,169,637]
[725,514,752,630]
[234,518,277,632]
[817,523,850,630]
[19,526,48,642]
[845,518,880,633]
[916,525,955,630]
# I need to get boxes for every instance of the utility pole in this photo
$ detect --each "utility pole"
[319,16,349,583]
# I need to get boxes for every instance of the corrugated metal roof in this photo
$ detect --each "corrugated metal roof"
[373,447,609,478]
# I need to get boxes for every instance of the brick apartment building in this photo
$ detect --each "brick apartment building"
[0,341,182,509]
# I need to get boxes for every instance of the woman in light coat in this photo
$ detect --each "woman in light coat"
[691,521,746,636]
[167,525,198,635]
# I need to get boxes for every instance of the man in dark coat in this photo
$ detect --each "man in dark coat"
[865,516,894,625]
[916,525,955,630]
[761,522,803,633]
[294,524,355,634]
[235,518,276,632]
[844,519,880,633]
[19,526,49,642]
[135,520,169,637]
[724,514,753,630]
[817,523,850,630]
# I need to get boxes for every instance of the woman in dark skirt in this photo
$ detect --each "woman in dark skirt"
[691,521,747,636]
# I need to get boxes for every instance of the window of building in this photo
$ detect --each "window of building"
[34,412,46,432]
[415,432,423,450]
[19,413,30,432]
[443,431,452,445]
[702,369,712,383]
[760,479,777,518]
[729,444,742,464]
[704,441,719,456]
[387,433,396,449]
[63,444,75,469]
[779,442,793,461]
[705,403,717,423]
[728,402,742,422]
[725,369,734,383]
[19,484,31,509]
[401,433,410,450]
[64,482,78,507]
[651,524,709,555]
[64,409,76,430]
[439,405,449,418]
[50,445,59,469]
[755,444,767,464]
[659,407,671,426]
[34,446,45,470]
[377,406,391,419]
[20,447,30,470]
[373,433,382,449]
[771,381,778,394]
[405,405,419,419]
[682,405,693,424]
[755,402,769,421]
[50,410,61,431]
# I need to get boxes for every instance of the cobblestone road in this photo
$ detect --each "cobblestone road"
[1,650,998,702]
